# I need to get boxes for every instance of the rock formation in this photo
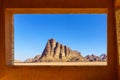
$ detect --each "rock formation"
[85,54,107,62]
[24,38,107,62]
[100,54,107,61]
[33,55,41,62]
[24,55,41,63]
[38,38,87,62]
[24,58,34,63]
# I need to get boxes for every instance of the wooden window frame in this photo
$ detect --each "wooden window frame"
[5,8,108,66]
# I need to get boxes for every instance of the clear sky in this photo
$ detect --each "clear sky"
[14,14,107,61]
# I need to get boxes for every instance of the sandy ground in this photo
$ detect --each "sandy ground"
[13,62,107,66]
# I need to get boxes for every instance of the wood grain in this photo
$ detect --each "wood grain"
[0,0,118,80]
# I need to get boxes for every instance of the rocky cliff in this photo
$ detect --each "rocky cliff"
[38,38,87,62]
[24,38,88,62]
[24,38,107,62]
[85,54,107,62]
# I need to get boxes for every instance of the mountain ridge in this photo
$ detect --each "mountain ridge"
[24,38,107,62]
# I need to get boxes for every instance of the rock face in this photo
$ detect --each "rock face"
[24,55,41,63]
[85,54,107,62]
[100,54,107,61]
[39,38,88,62]
[33,55,41,62]
[24,38,107,62]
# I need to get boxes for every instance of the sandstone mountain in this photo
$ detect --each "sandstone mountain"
[24,55,41,63]
[38,38,88,62]
[85,54,107,62]
[24,38,88,62]
[24,38,107,62]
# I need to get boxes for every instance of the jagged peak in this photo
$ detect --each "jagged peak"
[24,38,107,62]
[39,38,85,62]
[49,38,56,42]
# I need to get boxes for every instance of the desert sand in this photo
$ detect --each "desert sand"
[14,62,107,66]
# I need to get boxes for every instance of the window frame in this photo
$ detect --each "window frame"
[5,8,108,66]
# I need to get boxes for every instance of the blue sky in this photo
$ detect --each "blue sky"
[14,14,107,61]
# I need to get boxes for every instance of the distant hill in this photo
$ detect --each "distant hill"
[85,54,107,62]
[14,60,23,63]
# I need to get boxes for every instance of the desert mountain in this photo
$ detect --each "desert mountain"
[85,54,107,62]
[38,38,88,62]
[24,38,107,62]
[24,55,41,63]
[24,38,88,62]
